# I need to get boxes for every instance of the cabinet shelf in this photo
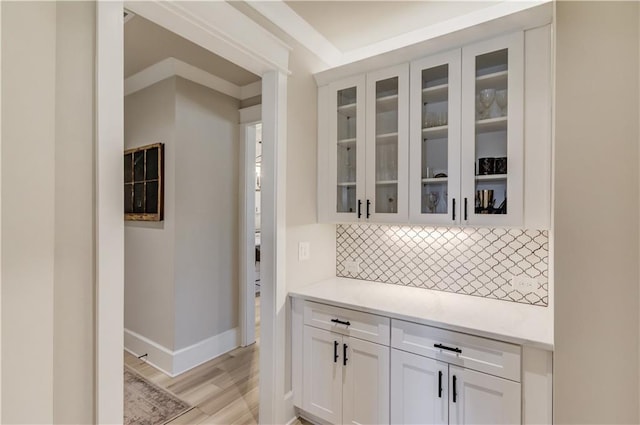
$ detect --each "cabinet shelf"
[421,177,448,184]
[422,125,448,139]
[337,182,357,187]
[476,116,507,133]
[422,83,448,103]
[476,70,508,91]
[475,174,507,182]
[376,132,398,142]
[337,138,356,145]
[338,103,357,117]
[376,94,399,113]
[376,180,398,185]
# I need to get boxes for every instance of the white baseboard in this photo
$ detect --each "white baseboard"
[124,328,175,376]
[124,327,239,376]
[173,327,239,375]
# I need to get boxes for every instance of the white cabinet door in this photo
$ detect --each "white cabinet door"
[409,49,462,225]
[342,336,390,425]
[302,327,343,424]
[461,32,524,227]
[324,75,367,223]
[365,63,409,223]
[449,366,521,425]
[390,349,448,425]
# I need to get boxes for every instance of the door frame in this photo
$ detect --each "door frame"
[95,2,290,423]
[239,105,262,347]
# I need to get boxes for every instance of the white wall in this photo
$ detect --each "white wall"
[125,77,177,350]
[554,2,639,423]
[1,2,56,422]
[124,76,240,371]
[174,77,240,349]
[53,2,95,422]
[2,2,96,422]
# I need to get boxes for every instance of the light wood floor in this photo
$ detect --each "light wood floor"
[125,297,310,424]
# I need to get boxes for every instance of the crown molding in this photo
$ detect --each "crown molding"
[124,0,291,76]
[124,57,261,100]
[246,0,342,68]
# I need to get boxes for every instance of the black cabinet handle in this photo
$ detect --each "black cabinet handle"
[464,198,468,221]
[452,375,457,403]
[333,341,339,363]
[366,199,371,219]
[343,343,348,366]
[452,198,456,221]
[357,199,362,219]
[330,318,351,326]
[438,370,443,398]
[434,343,462,354]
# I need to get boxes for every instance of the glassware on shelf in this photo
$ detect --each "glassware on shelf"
[496,89,508,116]
[426,192,440,213]
[479,88,496,119]
[476,95,486,120]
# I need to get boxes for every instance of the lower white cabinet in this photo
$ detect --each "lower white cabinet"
[391,349,520,425]
[302,325,390,425]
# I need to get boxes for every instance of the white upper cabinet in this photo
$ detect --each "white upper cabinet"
[461,32,524,226]
[323,75,366,223]
[409,49,462,224]
[318,28,550,228]
[365,64,410,223]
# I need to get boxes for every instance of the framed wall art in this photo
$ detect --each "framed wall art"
[124,142,164,221]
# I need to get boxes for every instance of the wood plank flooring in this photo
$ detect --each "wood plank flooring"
[125,296,310,424]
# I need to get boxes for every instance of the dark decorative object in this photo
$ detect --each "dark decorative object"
[124,143,164,221]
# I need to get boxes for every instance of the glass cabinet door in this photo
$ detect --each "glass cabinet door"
[409,50,461,224]
[328,75,366,221]
[366,63,409,222]
[462,32,523,226]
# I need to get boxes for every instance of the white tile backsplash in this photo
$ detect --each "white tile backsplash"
[336,224,549,306]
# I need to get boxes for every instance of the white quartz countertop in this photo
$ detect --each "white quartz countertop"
[289,277,554,351]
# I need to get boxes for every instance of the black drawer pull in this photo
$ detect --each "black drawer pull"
[438,370,443,398]
[434,343,462,354]
[452,375,457,403]
[357,199,362,219]
[331,318,351,326]
[343,343,348,366]
[452,198,456,221]
[333,341,339,363]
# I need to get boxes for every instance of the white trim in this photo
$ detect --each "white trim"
[248,0,550,72]
[124,328,240,377]
[173,328,239,375]
[124,57,262,100]
[247,0,342,68]
[96,2,124,424]
[0,2,3,419]
[239,122,258,347]
[340,1,550,66]
[240,104,262,124]
[124,0,291,76]
[124,329,174,376]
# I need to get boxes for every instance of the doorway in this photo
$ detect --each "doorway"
[96,2,291,424]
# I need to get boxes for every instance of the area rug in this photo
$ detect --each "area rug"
[124,366,191,425]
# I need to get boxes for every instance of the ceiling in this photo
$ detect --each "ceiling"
[124,14,260,86]
[284,1,499,52]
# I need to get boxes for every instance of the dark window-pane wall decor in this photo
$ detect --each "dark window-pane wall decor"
[124,142,164,221]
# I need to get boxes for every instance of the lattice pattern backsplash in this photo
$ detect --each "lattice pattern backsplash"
[336,224,549,306]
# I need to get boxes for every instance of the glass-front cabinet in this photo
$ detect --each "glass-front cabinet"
[327,75,366,222]
[409,50,461,224]
[461,32,524,226]
[366,64,409,222]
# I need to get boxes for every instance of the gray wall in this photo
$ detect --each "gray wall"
[174,77,240,349]
[554,2,639,423]
[124,77,177,350]
[2,1,95,423]
[124,77,240,353]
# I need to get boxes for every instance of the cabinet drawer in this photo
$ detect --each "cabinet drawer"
[391,319,521,382]
[304,301,390,345]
